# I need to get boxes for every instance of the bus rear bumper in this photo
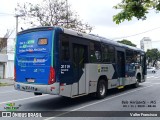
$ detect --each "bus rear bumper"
[14,82,60,95]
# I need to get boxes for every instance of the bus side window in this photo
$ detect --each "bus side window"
[95,51,101,61]
[90,42,101,62]
[108,46,115,62]
[126,50,136,72]
[102,45,109,62]
[126,50,133,63]
[102,45,115,63]
[61,35,70,61]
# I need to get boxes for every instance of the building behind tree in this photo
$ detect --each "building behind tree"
[140,37,152,52]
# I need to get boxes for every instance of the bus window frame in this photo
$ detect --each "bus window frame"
[101,44,115,63]
[59,33,90,63]
[89,41,102,63]
[60,34,70,62]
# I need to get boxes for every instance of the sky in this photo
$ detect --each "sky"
[0,0,160,50]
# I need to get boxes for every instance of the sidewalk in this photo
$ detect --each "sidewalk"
[0,79,14,85]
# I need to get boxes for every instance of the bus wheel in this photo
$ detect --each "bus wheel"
[96,79,107,99]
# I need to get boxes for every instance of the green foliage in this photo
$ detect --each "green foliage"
[15,0,93,33]
[117,39,136,47]
[146,48,160,66]
[0,82,8,87]
[113,0,160,24]
[146,48,159,60]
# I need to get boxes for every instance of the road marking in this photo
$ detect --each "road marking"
[142,82,152,84]
[147,76,154,78]
[149,79,160,81]
[154,77,160,79]
[44,84,154,120]
[147,77,160,79]
[147,76,160,79]
[0,94,48,105]
[152,83,160,84]
[0,90,16,94]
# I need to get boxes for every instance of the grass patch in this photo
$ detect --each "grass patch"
[0,82,9,87]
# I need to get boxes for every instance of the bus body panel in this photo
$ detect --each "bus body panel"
[14,27,147,98]
[15,30,53,85]
[85,63,145,93]
[14,82,60,95]
[59,63,145,97]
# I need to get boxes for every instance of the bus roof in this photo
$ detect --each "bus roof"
[17,26,56,35]
[18,26,144,53]
[63,27,144,53]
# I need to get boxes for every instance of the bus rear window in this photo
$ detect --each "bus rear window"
[38,38,48,45]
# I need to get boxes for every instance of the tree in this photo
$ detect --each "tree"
[0,30,13,53]
[117,39,137,47]
[146,48,160,66]
[15,0,93,33]
[113,0,160,24]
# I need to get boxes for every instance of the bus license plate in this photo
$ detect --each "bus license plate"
[27,79,35,83]
[25,86,35,91]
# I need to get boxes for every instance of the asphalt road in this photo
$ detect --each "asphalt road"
[0,70,160,120]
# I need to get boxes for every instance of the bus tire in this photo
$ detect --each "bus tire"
[96,79,107,99]
[34,92,42,95]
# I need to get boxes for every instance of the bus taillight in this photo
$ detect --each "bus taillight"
[48,66,55,84]
[14,67,16,81]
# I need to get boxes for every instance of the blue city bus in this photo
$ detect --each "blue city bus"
[14,27,147,99]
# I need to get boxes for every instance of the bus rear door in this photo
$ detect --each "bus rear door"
[72,43,88,95]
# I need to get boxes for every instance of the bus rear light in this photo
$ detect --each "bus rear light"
[48,27,53,30]
[60,83,66,86]
[14,67,16,81]
[50,87,55,91]
[48,66,56,85]
[61,88,64,91]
